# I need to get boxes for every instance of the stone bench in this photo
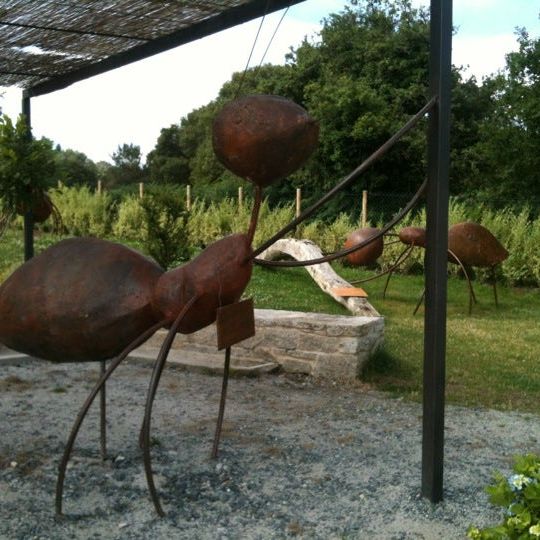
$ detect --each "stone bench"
[134,309,384,380]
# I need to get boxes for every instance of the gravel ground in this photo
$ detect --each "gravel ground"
[1,358,539,540]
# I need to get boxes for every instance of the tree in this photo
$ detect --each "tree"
[467,29,540,205]
[145,0,533,215]
[146,125,190,184]
[0,114,56,219]
[105,143,145,187]
[54,147,97,187]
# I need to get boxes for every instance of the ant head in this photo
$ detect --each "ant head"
[212,95,319,188]
[398,226,427,248]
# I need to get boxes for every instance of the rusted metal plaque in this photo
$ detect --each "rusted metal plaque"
[332,287,368,298]
[216,298,255,350]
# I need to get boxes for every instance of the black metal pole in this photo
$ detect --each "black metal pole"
[22,91,34,261]
[422,0,452,503]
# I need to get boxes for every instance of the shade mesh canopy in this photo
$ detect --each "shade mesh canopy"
[0,0,301,96]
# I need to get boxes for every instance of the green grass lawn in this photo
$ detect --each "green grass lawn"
[2,228,539,413]
[247,263,540,414]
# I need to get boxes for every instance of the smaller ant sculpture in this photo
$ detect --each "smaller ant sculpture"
[0,189,62,238]
[345,222,508,314]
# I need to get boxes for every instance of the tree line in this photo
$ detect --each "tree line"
[2,0,539,218]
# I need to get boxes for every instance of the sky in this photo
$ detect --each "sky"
[0,0,539,164]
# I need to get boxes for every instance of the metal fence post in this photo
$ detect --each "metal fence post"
[22,91,34,261]
[422,0,452,503]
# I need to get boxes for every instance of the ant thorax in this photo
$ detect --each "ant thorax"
[151,233,253,333]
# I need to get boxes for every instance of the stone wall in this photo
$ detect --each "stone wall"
[142,309,384,380]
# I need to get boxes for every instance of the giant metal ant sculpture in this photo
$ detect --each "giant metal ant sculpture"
[346,222,508,314]
[0,94,436,516]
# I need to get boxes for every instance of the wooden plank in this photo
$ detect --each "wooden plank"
[216,298,255,350]
[331,287,368,298]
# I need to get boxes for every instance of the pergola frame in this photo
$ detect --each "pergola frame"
[2,0,452,505]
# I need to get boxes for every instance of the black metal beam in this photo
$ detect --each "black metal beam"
[21,92,34,261]
[26,0,305,98]
[422,0,452,502]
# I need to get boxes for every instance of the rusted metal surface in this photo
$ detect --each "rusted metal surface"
[448,222,508,267]
[152,233,253,334]
[216,298,255,351]
[397,223,508,267]
[0,237,163,362]
[16,190,54,223]
[399,226,427,248]
[250,97,437,260]
[344,227,384,266]
[212,94,319,187]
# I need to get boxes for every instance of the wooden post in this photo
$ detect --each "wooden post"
[296,188,301,219]
[361,190,368,228]
[186,184,191,211]
[238,186,243,209]
[139,182,144,199]
[57,180,62,189]
[97,180,102,195]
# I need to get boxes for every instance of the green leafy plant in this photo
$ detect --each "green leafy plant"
[139,184,190,269]
[468,454,540,539]
[113,194,147,239]
[0,114,56,222]
[51,185,113,237]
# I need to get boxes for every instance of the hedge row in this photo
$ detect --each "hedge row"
[21,185,540,285]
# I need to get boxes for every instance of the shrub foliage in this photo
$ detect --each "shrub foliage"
[21,185,540,287]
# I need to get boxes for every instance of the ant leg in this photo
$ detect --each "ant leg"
[100,360,107,461]
[211,347,231,459]
[55,320,166,515]
[383,245,414,299]
[348,245,414,295]
[142,297,198,517]
[413,288,425,315]
[491,266,499,308]
[448,249,475,314]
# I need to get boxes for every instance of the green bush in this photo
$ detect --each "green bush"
[0,114,56,217]
[375,199,540,287]
[139,184,190,269]
[187,198,236,248]
[253,201,295,247]
[51,185,113,237]
[113,195,146,240]
[468,454,540,539]
[185,197,293,249]
[17,184,540,287]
